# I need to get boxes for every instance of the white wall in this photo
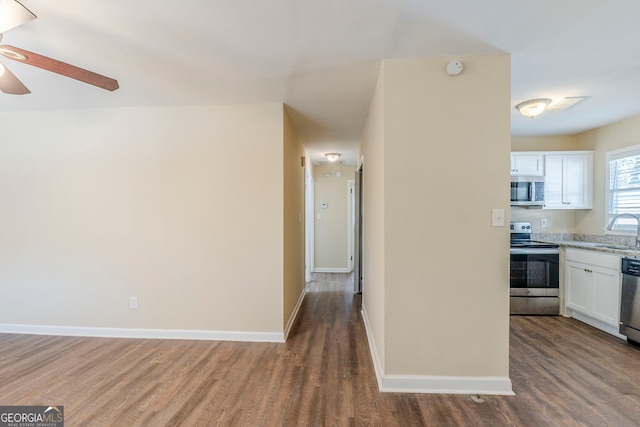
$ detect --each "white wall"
[0,104,295,338]
[361,55,512,394]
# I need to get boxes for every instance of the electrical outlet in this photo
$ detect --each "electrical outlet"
[541,218,548,228]
[129,296,138,309]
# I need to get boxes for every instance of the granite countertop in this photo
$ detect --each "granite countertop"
[532,233,640,257]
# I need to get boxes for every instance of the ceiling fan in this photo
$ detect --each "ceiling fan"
[0,0,119,94]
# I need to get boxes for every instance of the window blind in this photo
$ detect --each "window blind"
[607,145,640,231]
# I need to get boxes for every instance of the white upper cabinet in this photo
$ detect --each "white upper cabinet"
[510,153,544,176]
[544,152,593,209]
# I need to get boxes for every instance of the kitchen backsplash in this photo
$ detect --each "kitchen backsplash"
[510,206,575,233]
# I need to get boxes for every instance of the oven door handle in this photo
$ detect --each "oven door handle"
[510,248,560,255]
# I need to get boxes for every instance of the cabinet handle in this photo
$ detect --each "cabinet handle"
[584,269,592,273]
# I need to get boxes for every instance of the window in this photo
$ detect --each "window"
[606,144,640,233]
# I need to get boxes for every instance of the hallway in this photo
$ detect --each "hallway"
[2,273,640,425]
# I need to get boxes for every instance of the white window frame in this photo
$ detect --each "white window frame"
[605,143,640,235]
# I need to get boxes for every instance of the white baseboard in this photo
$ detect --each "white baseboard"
[381,375,514,395]
[284,289,306,340]
[313,268,352,273]
[361,306,384,389]
[0,324,285,343]
[360,307,514,396]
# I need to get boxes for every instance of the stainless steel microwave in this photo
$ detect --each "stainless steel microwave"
[510,176,545,206]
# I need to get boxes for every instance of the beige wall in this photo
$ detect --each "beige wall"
[282,107,306,329]
[0,104,293,336]
[511,134,580,151]
[575,114,640,234]
[313,164,355,270]
[361,55,511,386]
[361,65,387,371]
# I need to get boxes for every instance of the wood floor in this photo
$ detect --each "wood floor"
[2,273,640,426]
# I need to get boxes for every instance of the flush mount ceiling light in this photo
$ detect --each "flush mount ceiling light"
[324,153,341,162]
[546,96,587,111]
[515,98,551,118]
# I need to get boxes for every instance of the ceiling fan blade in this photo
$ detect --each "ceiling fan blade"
[0,0,36,33]
[0,45,119,91]
[0,61,30,94]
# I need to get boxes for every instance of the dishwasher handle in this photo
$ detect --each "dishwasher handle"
[622,258,640,276]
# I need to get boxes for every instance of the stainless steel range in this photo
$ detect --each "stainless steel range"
[510,222,560,315]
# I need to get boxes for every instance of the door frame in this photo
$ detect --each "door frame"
[354,161,363,293]
[305,167,314,283]
[347,179,355,272]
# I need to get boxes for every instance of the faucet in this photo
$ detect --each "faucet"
[606,213,640,247]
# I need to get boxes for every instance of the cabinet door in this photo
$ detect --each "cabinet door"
[565,261,592,314]
[511,153,543,176]
[544,155,565,208]
[564,154,593,209]
[591,267,621,327]
[544,154,593,209]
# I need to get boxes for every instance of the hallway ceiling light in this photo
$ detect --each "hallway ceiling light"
[324,153,341,162]
[515,98,551,118]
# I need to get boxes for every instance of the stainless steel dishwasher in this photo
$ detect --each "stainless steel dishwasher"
[620,258,640,343]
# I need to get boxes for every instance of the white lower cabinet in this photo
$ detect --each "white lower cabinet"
[564,248,622,337]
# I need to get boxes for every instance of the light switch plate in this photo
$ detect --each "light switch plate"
[492,209,505,227]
